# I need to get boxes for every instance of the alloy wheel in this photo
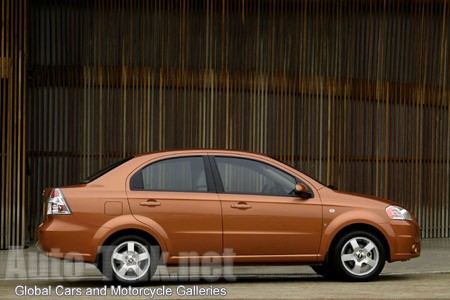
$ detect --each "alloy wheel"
[111,240,151,281]
[340,236,380,276]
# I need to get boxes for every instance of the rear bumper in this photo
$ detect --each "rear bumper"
[37,216,98,263]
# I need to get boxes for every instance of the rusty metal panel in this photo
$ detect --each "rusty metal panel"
[22,0,450,242]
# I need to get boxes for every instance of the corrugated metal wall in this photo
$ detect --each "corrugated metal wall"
[0,0,27,249]
[4,0,449,247]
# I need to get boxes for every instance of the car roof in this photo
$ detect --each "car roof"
[134,149,266,158]
[136,148,260,157]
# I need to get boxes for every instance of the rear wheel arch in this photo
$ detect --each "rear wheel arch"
[102,228,160,247]
[96,228,163,267]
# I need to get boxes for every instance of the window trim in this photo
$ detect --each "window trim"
[129,155,216,193]
[209,155,314,197]
[81,156,133,184]
[208,156,225,193]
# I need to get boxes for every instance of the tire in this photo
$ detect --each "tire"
[311,263,335,279]
[100,235,160,284]
[330,231,385,282]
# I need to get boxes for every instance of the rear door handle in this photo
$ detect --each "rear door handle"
[140,200,161,207]
[230,202,252,209]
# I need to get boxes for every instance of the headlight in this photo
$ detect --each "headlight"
[385,205,412,221]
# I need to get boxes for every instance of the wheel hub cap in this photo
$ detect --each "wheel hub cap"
[125,253,137,265]
[354,250,366,261]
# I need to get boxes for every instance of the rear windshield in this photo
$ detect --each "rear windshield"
[80,157,133,183]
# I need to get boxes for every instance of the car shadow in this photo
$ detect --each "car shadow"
[32,273,412,287]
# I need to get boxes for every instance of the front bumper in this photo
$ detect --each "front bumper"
[388,220,421,262]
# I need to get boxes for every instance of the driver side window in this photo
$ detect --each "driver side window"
[215,157,296,196]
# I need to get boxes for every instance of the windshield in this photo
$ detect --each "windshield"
[268,155,330,188]
[80,157,133,183]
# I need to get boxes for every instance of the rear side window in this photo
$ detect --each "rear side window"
[130,156,208,192]
[80,157,133,183]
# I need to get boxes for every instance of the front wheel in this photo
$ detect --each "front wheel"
[100,235,159,284]
[331,231,385,282]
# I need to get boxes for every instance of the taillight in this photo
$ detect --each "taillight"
[46,188,72,215]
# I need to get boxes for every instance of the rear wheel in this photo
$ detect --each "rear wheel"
[100,235,159,284]
[331,231,385,281]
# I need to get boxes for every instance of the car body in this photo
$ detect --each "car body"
[37,149,421,283]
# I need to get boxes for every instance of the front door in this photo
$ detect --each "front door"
[213,156,322,256]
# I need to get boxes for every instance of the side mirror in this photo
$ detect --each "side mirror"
[295,183,312,199]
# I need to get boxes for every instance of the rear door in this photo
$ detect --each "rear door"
[126,155,222,256]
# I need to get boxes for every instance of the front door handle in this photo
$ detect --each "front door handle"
[230,202,252,209]
[140,200,161,207]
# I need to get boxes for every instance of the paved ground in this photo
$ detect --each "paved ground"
[1,238,450,299]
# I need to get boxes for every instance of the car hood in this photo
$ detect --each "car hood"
[318,188,398,209]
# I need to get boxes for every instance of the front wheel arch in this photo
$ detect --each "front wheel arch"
[327,224,391,262]
[329,230,386,281]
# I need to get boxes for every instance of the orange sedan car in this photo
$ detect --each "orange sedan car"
[38,150,420,283]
